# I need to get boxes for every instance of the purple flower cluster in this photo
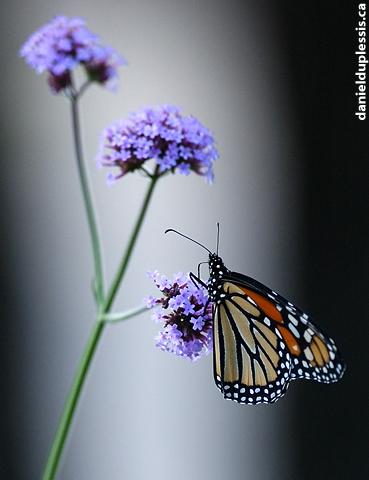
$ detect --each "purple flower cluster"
[97,105,217,184]
[19,16,125,93]
[146,271,213,361]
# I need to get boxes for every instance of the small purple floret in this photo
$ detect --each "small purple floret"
[97,105,218,183]
[19,15,126,93]
[146,271,213,361]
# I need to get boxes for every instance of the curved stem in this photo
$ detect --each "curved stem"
[77,80,92,98]
[42,320,106,480]
[103,305,147,323]
[103,167,160,313]
[70,95,104,305]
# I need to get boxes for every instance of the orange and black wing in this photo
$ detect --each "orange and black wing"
[213,273,345,405]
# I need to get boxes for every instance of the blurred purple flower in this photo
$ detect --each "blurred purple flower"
[19,15,126,93]
[97,105,218,183]
[146,271,213,361]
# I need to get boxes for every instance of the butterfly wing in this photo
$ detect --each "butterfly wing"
[228,271,346,383]
[213,271,345,405]
[213,281,293,404]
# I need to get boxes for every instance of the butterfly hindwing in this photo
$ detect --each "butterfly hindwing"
[213,281,293,404]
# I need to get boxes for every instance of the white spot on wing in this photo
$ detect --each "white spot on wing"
[304,330,312,342]
[288,323,300,339]
[288,314,298,326]
[304,347,314,361]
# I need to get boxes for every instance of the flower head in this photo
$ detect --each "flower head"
[97,105,218,183]
[19,15,125,93]
[146,271,213,361]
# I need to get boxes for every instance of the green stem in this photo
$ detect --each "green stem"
[70,94,104,305]
[42,320,105,480]
[103,168,160,313]
[103,305,147,323]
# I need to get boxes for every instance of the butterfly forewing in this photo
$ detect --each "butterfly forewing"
[230,273,346,384]
[278,308,345,384]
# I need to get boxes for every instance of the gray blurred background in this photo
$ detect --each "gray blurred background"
[0,1,367,479]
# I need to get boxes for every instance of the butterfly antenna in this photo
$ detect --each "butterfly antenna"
[216,222,220,255]
[165,229,212,254]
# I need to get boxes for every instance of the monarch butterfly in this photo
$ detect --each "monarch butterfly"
[165,226,346,405]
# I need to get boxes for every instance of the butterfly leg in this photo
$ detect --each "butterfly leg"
[197,261,208,279]
[189,271,208,289]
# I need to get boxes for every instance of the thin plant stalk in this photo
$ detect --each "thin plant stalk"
[103,166,160,313]
[42,320,105,480]
[70,91,105,305]
[42,306,147,479]
[103,305,147,323]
